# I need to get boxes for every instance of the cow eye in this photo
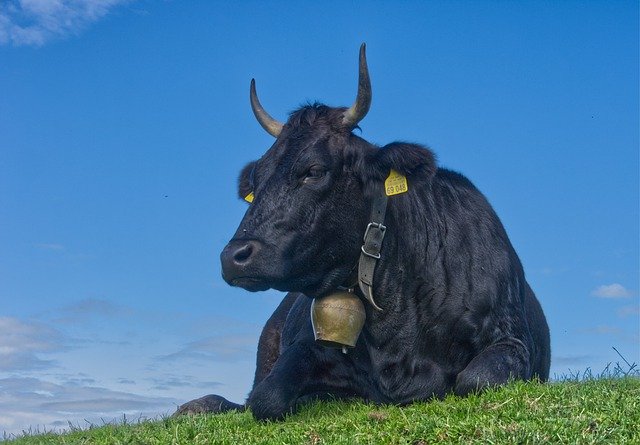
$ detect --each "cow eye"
[302,166,326,183]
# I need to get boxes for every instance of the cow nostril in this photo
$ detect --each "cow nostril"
[233,243,254,264]
[221,240,262,276]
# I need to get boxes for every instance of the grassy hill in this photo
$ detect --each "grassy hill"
[5,377,639,444]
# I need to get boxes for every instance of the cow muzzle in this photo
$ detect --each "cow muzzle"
[220,239,270,291]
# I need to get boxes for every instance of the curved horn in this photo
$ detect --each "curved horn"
[342,43,372,128]
[250,79,284,138]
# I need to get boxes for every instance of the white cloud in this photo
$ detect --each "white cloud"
[0,317,65,371]
[591,283,632,299]
[0,377,177,437]
[0,0,133,46]
[0,312,255,436]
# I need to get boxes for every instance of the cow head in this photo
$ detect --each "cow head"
[220,44,436,299]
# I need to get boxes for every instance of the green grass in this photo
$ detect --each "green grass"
[5,376,639,444]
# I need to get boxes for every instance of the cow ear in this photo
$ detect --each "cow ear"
[373,142,437,179]
[238,161,257,202]
[357,142,436,198]
[359,141,436,190]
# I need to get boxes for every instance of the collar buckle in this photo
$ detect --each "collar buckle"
[361,222,386,259]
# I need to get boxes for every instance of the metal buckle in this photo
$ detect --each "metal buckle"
[361,222,386,259]
[362,222,386,242]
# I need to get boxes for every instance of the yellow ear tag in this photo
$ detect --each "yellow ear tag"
[244,192,255,203]
[385,170,409,196]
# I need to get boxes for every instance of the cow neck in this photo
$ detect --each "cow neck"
[357,193,388,311]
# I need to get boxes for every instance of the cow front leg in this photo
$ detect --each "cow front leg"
[247,343,316,420]
[454,339,531,396]
[247,343,361,421]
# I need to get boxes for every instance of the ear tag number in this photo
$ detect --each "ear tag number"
[385,170,409,196]
[244,192,255,203]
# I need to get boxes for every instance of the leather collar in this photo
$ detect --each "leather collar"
[357,193,388,311]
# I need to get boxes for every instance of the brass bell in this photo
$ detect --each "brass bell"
[311,290,366,352]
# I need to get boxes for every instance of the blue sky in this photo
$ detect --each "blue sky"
[0,0,638,436]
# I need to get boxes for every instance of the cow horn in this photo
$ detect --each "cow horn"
[342,43,372,128]
[250,79,284,138]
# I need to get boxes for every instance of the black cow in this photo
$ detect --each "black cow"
[175,44,550,420]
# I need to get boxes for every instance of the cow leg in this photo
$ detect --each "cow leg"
[247,344,317,421]
[247,343,364,421]
[454,339,531,396]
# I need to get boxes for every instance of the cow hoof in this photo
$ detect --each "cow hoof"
[173,394,243,416]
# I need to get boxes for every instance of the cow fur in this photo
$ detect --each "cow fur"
[175,103,551,420]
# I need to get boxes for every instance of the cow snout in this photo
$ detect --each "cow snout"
[220,239,264,286]
[229,240,258,264]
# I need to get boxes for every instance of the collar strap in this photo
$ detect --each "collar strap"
[358,193,388,311]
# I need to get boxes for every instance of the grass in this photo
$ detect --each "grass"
[4,375,639,444]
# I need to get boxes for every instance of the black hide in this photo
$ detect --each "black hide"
[176,101,550,421]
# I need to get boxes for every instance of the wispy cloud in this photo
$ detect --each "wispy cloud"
[579,325,638,345]
[582,325,623,336]
[0,317,65,372]
[156,334,256,364]
[0,377,177,437]
[117,378,136,385]
[54,373,97,387]
[54,298,133,324]
[0,0,133,46]
[552,354,593,366]
[617,305,640,319]
[147,375,223,392]
[591,283,632,299]
[0,310,253,435]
